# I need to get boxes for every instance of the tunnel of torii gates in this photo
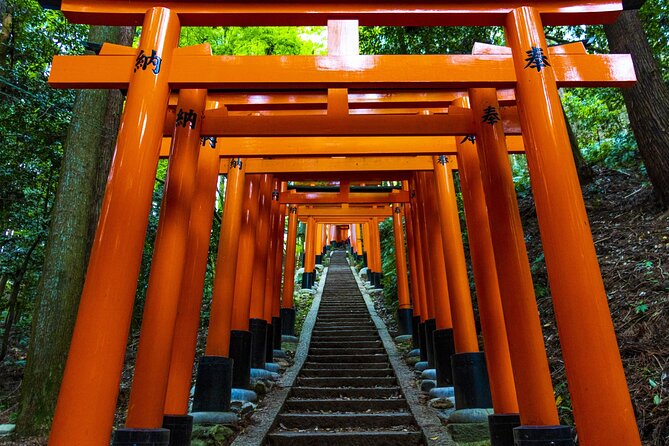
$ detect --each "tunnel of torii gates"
[38,1,642,445]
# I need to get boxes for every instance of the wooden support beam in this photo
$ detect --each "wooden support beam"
[50,1,623,27]
[162,135,524,158]
[279,190,409,204]
[49,54,635,90]
[297,206,392,218]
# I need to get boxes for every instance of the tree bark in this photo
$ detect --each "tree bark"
[604,10,669,209]
[15,25,133,435]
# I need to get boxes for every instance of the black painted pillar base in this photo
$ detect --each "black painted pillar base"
[315,254,322,265]
[300,252,305,268]
[112,429,170,446]
[272,316,282,349]
[280,308,296,336]
[418,322,428,362]
[424,318,437,368]
[513,425,575,446]
[367,270,375,286]
[452,352,493,409]
[411,316,421,348]
[192,356,233,412]
[301,271,315,289]
[265,323,274,362]
[488,413,521,446]
[433,328,456,387]
[397,308,413,336]
[362,252,368,268]
[249,318,267,369]
[162,415,193,446]
[229,330,252,389]
[374,272,384,289]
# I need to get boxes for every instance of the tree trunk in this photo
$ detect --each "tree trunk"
[604,10,669,209]
[15,25,133,435]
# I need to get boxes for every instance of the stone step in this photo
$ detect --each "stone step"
[309,341,383,349]
[267,431,423,446]
[307,354,387,363]
[302,362,390,370]
[284,398,408,412]
[300,368,393,378]
[290,387,403,399]
[308,348,386,356]
[276,412,415,429]
[296,376,397,388]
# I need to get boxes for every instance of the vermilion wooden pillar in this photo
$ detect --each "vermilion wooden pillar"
[392,204,413,336]
[205,158,246,358]
[49,8,180,445]
[455,126,519,427]
[163,139,221,417]
[403,199,423,349]
[467,86,559,428]
[281,205,298,336]
[302,216,317,288]
[228,175,261,389]
[432,158,479,353]
[506,7,641,444]
[125,88,207,429]
[248,174,274,370]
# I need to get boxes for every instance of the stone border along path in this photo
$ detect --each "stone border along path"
[353,264,458,446]
[229,264,327,446]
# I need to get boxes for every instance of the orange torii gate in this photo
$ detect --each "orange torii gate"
[41,2,642,446]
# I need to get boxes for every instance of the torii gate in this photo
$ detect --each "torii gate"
[41,2,641,446]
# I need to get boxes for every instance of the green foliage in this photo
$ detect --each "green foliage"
[0,0,86,349]
[378,218,399,315]
[180,26,326,55]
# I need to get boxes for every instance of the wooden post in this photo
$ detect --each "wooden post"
[163,138,221,416]
[205,158,246,357]
[49,8,181,445]
[506,7,640,444]
[126,88,207,428]
[455,128,519,416]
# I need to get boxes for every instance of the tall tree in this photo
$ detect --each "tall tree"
[604,3,669,208]
[16,24,133,435]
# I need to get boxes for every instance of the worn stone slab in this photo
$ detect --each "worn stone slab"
[190,411,239,426]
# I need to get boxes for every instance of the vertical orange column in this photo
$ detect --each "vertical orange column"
[465,87,558,426]
[164,139,220,416]
[417,174,447,326]
[302,216,316,288]
[230,175,261,332]
[411,178,433,321]
[282,206,298,310]
[49,8,180,445]
[205,158,246,357]
[432,158,479,353]
[456,133,519,415]
[372,218,383,279]
[249,174,273,321]
[315,223,323,263]
[362,222,372,271]
[268,182,286,352]
[506,8,640,444]
[350,223,357,255]
[126,88,207,428]
[392,205,411,310]
[264,179,281,324]
[403,201,422,320]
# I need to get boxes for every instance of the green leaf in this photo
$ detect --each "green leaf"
[653,395,661,405]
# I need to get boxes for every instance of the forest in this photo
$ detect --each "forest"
[0,0,668,444]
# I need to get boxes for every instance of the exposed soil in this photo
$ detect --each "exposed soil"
[518,166,669,446]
